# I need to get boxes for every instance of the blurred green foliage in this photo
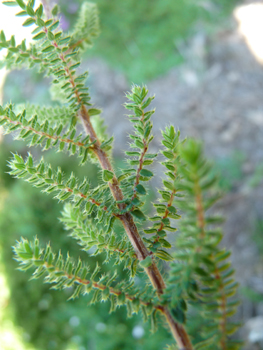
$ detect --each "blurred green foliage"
[253,219,263,258]
[213,152,246,192]
[241,287,263,304]
[247,163,263,188]
[59,0,240,82]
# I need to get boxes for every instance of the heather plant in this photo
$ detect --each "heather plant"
[0,1,241,349]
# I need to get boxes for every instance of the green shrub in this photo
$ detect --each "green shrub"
[0,1,241,349]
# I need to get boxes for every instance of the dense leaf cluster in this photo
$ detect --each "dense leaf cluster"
[0,1,242,349]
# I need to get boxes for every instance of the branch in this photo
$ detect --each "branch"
[8,154,111,211]
[77,100,193,348]
[14,238,163,316]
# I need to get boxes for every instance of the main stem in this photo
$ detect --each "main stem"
[79,106,193,350]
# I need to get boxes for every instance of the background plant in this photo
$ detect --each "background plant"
[58,0,240,82]
[0,1,242,349]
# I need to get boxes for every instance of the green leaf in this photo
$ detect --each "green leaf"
[42,45,54,53]
[102,169,114,182]
[22,18,35,26]
[171,306,185,324]
[162,140,173,149]
[33,32,46,40]
[9,36,15,47]
[131,209,146,221]
[15,10,27,16]
[49,20,60,31]
[51,4,59,16]
[0,31,6,42]
[163,225,177,232]
[159,239,172,248]
[141,97,153,109]
[144,153,157,159]
[26,4,35,16]
[47,31,55,41]
[135,139,144,149]
[163,150,174,159]
[69,62,80,70]
[195,267,209,277]
[16,0,25,8]
[2,1,17,6]
[100,137,114,150]
[134,106,143,116]
[131,197,140,206]
[58,36,71,45]
[126,151,140,157]
[140,169,153,178]
[144,228,157,234]
[139,256,152,268]
[134,184,146,195]
[163,180,174,191]
[167,206,177,214]
[8,47,19,53]
[159,191,171,202]
[155,249,173,261]
[35,4,43,17]
[88,108,101,116]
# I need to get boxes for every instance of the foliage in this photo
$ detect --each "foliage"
[0,1,241,349]
[0,150,172,350]
[213,152,246,192]
[253,218,263,257]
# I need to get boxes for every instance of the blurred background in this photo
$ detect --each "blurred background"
[1,0,263,349]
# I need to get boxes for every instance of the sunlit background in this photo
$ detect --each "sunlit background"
[1,0,263,349]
